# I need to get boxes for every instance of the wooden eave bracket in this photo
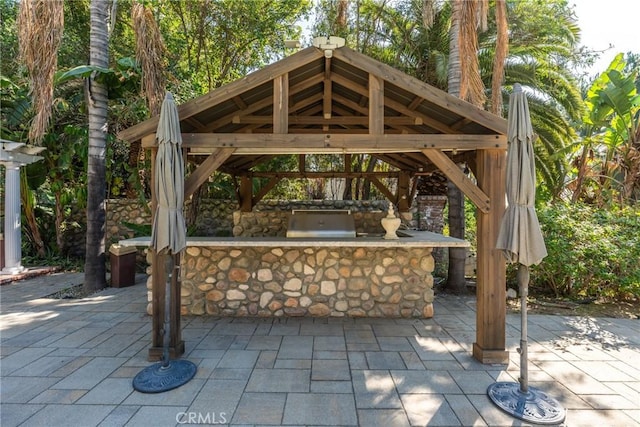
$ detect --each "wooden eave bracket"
[184,147,235,199]
[421,148,490,213]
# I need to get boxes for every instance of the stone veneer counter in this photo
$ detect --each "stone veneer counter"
[119,232,468,319]
[119,231,468,248]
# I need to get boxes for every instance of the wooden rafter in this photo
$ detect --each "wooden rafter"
[118,47,324,142]
[332,48,507,135]
[232,95,247,109]
[184,116,206,130]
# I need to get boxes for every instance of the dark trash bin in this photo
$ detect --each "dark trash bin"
[109,244,137,288]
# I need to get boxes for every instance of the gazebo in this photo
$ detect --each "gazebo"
[118,44,508,364]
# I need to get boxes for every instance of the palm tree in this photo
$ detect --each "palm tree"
[480,0,583,198]
[84,0,110,292]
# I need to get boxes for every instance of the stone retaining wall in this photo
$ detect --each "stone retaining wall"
[161,245,435,318]
[105,199,419,242]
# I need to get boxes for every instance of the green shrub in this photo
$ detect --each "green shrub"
[532,203,640,299]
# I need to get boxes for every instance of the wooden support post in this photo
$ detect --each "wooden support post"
[473,148,509,364]
[324,57,332,119]
[344,154,351,172]
[148,252,184,361]
[397,171,410,212]
[239,175,253,212]
[369,74,384,134]
[274,73,288,133]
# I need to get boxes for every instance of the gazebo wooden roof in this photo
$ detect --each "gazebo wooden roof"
[119,46,506,213]
[118,45,509,364]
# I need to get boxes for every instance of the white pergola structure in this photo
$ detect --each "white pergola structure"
[0,140,45,275]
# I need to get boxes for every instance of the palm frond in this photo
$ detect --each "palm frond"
[17,0,64,144]
[131,1,166,116]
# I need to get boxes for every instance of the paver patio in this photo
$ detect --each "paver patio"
[1,272,639,426]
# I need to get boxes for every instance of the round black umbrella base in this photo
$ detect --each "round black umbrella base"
[487,382,566,425]
[133,360,197,393]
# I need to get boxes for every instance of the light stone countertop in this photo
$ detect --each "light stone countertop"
[118,230,469,248]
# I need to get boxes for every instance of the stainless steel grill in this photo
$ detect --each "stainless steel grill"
[286,210,356,238]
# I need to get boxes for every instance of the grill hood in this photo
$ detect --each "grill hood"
[286,210,356,238]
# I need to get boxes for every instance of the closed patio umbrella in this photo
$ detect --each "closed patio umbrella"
[487,84,565,424]
[133,92,196,393]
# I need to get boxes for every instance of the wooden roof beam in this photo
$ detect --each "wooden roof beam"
[381,153,422,170]
[157,133,506,153]
[333,93,368,115]
[331,73,368,98]
[421,148,490,213]
[184,116,206,130]
[231,116,427,126]
[384,96,458,134]
[247,171,400,179]
[451,117,473,131]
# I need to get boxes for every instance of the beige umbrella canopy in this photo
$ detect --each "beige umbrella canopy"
[496,83,547,266]
[150,91,186,254]
[134,91,196,393]
[488,84,564,424]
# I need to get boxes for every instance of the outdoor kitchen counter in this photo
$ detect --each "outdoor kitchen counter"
[118,230,469,248]
[118,232,467,318]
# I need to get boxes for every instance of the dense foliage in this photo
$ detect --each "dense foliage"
[531,203,640,299]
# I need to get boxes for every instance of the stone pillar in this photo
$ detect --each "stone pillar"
[2,162,24,274]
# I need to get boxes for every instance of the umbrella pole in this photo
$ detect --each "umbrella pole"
[487,263,565,424]
[161,253,173,367]
[517,264,529,393]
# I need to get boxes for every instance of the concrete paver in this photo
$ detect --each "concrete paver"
[1,272,639,426]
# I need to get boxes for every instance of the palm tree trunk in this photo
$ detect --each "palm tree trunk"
[491,0,508,116]
[446,180,467,293]
[84,0,110,292]
[448,0,462,98]
[445,0,467,293]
